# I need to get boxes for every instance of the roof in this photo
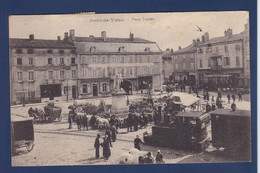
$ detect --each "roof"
[11,114,34,122]
[169,92,200,107]
[176,111,204,118]
[210,109,250,117]
[74,36,154,43]
[173,44,197,54]
[200,33,242,46]
[9,38,75,49]
[75,41,161,54]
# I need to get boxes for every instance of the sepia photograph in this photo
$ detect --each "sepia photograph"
[9,11,251,166]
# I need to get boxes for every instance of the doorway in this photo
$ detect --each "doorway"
[93,84,98,96]
[72,86,77,99]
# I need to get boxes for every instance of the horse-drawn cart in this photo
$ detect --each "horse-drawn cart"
[28,102,62,123]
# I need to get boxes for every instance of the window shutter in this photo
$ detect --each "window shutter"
[88,84,91,93]
[80,84,83,94]
[100,83,102,92]
[107,83,110,91]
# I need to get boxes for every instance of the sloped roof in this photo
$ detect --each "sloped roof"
[200,33,242,46]
[74,39,161,54]
[74,36,154,43]
[173,44,197,54]
[9,38,75,49]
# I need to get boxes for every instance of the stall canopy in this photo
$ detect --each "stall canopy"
[11,114,33,122]
[169,92,200,107]
[206,74,232,78]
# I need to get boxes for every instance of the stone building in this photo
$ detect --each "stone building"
[10,30,162,104]
[162,49,174,84]
[171,36,204,85]
[196,28,247,89]
[73,30,162,98]
[9,34,77,104]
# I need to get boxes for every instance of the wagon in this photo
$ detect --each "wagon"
[11,114,34,152]
[144,111,211,152]
[43,102,62,122]
[210,109,251,150]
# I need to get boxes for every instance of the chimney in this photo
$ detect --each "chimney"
[101,31,107,41]
[196,38,200,43]
[201,35,205,43]
[69,29,75,40]
[64,32,69,42]
[178,46,181,50]
[192,39,197,46]
[225,28,233,38]
[29,34,34,41]
[166,48,170,51]
[171,48,174,53]
[129,32,134,41]
[204,32,209,42]
[57,36,61,41]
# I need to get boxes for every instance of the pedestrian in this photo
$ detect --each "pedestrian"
[218,91,222,99]
[232,93,236,102]
[227,93,231,104]
[105,128,113,147]
[82,114,88,130]
[68,111,73,129]
[143,152,155,164]
[134,114,139,131]
[94,134,100,159]
[76,115,82,131]
[155,150,164,164]
[144,114,148,127]
[238,92,242,102]
[206,91,210,101]
[134,135,143,151]
[211,103,216,111]
[189,86,192,94]
[111,125,117,142]
[127,113,133,132]
[206,102,211,113]
[102,135,111,160]
[211,96,215,103]
[231,102,237,111]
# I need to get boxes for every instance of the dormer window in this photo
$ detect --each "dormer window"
[15,49,23,54]
[27,49,34,54]
[90,47,96,53]
[48,50,53,54]
[118,46,125,52]
[144,47,150,52]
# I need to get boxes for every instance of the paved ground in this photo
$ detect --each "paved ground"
[11,92,251,166]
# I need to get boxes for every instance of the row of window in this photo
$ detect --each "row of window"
[89,46,151,53]
[199,56,241,68]
[81,55,159,64]
[81,83,108,94]
[175,63,195,71]
[15,49,76,54]
[16,57,76,65]
[17,71,34,80]
[198,44,241,54]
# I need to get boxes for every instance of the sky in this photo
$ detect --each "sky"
[9,11,249,51]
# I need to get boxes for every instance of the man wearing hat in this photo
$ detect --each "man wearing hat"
[94,134,100,159]
[155,150,164,163]
[134,135,143,151]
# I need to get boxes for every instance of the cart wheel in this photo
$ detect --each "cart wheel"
[26,142,34,152]
[57,115,62,122]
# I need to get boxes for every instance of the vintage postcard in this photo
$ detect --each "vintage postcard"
[9,11,250,166]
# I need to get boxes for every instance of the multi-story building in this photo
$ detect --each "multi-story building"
[162,49,173,84]
[10,30,163,104]
[171,36,205,85]
[73,30,162,98]
[196,28,246,88]
[10,34,77,104]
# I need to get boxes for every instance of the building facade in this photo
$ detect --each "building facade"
[73,31,162,98]
[9,34,78,105]
[196,29,246,89]
[10,30,163,105]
